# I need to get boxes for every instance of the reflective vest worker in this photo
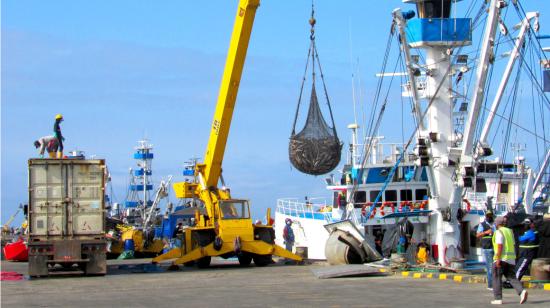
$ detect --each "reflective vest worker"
[476,210,495,289]
[491,216,527,305]
[53,114,65,158]
[33,136,58,158]
[515,218,539,281]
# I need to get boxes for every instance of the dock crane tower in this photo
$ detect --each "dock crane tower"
[153,0,302,267]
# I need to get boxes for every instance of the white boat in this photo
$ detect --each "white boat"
[276,138,529,261]
[276,0,549,264]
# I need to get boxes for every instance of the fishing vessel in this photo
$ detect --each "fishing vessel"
[276,0,550,264]
[106,139,173,257]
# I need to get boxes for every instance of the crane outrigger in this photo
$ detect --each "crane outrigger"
[152,0,302,267]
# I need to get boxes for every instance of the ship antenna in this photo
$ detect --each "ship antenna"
[348,18,359,128]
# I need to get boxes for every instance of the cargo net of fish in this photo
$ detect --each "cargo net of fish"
[289,84,341,175]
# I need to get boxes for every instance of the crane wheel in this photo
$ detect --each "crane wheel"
[196,256,211,268]
[253,254,272,267]
[238,254,252,267]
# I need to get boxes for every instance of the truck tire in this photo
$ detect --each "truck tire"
[238,254,252,267]
[255,227,275,244]
[183,261,195,267]
[253,254,272,267]
[196,256,211,268]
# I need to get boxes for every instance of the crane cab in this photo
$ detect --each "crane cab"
[217,199,254,242]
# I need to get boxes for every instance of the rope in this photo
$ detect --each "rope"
[290,2,338,139]
[313,43,338,138]
[291,41,313,135]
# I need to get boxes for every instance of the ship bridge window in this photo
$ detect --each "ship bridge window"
[500,182,509,194]
[400,189,413,201]
[415,189,428,201]
[476,178,487,193]
[370,190,381,203]
[354,191,366,208]
[385,190,397,202]
[416,0,452,18]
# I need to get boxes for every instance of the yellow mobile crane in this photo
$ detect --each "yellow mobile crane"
[153,0,302,268]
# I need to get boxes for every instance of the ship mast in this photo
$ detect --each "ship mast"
[398,0,493,265]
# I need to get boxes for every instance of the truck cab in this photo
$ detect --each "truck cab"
[217,199,254,242]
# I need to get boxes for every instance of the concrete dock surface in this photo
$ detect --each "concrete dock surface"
[2,259,549,307]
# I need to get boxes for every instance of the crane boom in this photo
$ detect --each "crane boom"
[203,0,259,188]
[155,0,302,267]
[2,208,21,232]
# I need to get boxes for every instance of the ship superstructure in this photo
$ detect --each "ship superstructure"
[123,139,155,226]
[276,0,549,264]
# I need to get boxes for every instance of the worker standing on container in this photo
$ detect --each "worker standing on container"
[283,218,295,252]
[33,136,58,158]
[491,216,528,305]
[53,114,65,158]
[477,210,495,290]
[515,218,539,281]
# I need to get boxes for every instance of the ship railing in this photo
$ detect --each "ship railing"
[463,192,488,211]
[351,139,411,165]
[462,193,510,215]
[353,200,428,213]
[276,198,332,223]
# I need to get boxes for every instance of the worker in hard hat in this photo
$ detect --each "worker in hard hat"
[33,135,59,158]
[53,114,65,158]
[283,218,295,252]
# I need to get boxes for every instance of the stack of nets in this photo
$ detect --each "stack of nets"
[289,84,341,175]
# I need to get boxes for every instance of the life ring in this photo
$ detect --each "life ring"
[443,245,464,266]
[370,207,377,219]
[380,203,386,216]
[462,199,471,212]
[361,203,368,216]
[420,200,428,210]
[400,201,411,212]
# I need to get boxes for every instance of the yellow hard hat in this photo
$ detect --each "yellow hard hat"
[55,114,63,120]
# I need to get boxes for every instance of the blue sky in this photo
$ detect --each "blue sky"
[2,0,550,225]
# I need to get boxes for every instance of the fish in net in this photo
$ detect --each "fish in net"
[289,84,341,175]
[288,5,341,176]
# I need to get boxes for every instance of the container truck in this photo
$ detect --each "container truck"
[28,159,107,277]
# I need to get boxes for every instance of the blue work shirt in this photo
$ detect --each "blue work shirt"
[518,229,537,243]
[476,220,495,233]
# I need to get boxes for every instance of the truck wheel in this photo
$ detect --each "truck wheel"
[253,254,272,267]
[255,228,275,244]
[196,256,211,268]
[238,254,252,267]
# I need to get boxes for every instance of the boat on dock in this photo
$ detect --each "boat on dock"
[276,0,550,265]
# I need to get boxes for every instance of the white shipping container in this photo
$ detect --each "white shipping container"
[29,159,106,238]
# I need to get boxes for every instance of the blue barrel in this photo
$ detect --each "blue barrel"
[124,239,135,251]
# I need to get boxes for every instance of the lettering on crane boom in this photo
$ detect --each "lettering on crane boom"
[213,119,221,135]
